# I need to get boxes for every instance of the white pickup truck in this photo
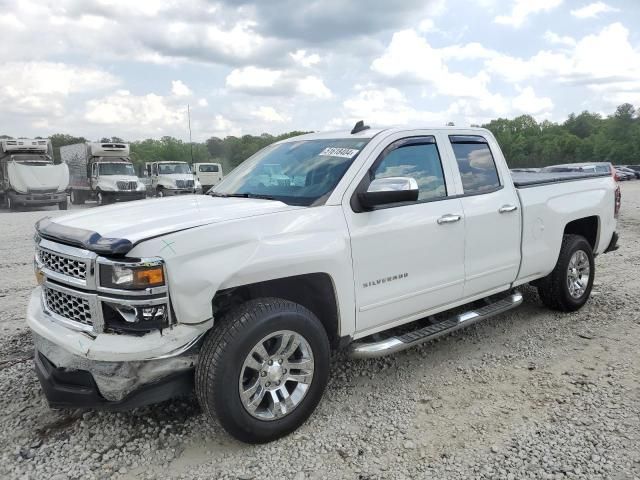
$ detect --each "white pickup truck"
[28,124,619,443]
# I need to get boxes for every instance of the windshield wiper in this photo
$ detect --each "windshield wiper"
[209,192,277,201]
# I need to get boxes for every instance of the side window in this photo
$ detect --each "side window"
[449,136,501,195]
[92,163,97,176]
[372,138,447,201]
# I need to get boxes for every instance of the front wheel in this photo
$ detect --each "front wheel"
[537,234,595,312]
[58,199,68,210]
[196,298,330,443]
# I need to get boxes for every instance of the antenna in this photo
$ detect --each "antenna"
[187,104,194,165]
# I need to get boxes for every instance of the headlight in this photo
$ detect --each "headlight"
[99,262,165,290]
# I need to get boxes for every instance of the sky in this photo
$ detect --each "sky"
[0,0,639,141]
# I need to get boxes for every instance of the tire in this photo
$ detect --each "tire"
[196,297,330,444]
[70,190,85,205]
[97,191,105,206]
[537,234,595,312]
[58,200,68,210]
[7,196,15,211]
[156,188,164,198]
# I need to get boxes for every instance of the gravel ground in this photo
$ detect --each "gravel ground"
[1,184,639,480]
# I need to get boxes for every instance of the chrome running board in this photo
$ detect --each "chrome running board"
[349,291,523,359]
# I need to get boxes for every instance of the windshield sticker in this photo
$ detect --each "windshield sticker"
[319,147,360,159]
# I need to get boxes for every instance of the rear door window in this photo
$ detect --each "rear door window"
[449,136,501,195]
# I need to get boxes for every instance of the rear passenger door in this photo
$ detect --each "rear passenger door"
[447,135,521,298]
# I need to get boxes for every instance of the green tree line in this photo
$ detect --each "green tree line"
[482,103,640,168]
[4,103,638,172]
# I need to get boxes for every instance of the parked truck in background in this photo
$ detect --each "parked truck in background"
[61,142,146,206]
[144,161,200,196]
[193,162,223,193]
[0,138,68,210]
[29,124,619,444]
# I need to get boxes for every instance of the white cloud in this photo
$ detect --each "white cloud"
[0,13,26,30]
[495,0,563,27]
[418,19,435,32]
[171,80,192,97]
[512,87,554,114]
[544,31,576,47]
[226,67,332,99]
[197,98,209,107]
[226,66,283,90]
[211,114,241,137]
[371,30,492,99]
[571,2,619,19]
[296,76,332,99]
[486,23,640,88]
[289,49,321,67]
[329,87,447,128]
[84,90,186,135]
[250,106,291,123]
[0,62,118,116]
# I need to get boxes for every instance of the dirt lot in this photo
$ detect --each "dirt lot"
[1,184,639,480]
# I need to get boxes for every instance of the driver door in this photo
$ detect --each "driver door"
[344,134,466,334]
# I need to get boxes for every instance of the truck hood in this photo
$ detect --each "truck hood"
[36,195,301,255]
[8,161,69,193]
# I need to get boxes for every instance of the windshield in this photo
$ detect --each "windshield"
[12,154,53,166]
[211,138,369,206]
[98,163,135,176]
[158,163,191,174]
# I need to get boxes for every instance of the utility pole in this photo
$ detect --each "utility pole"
[187,104,194,165]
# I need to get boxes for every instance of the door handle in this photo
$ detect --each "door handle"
[437,214,462,225]
[498,204,518,213]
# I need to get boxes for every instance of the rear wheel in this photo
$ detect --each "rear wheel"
[70,190,85,205]
[7,196,15,211]
[196,298,330,443]
[537,234,594,312]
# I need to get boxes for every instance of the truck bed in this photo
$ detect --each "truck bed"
[511,171,611,188]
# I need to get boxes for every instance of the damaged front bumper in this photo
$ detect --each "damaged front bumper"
[28,289,208,408]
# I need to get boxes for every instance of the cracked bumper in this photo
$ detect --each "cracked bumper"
[27,288,208,404]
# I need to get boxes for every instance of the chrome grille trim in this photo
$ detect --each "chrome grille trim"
[38,249,87,280]
[116,181,137,190]
[175,179,194,189]
[41,281,103,334]
[36,238,96,289]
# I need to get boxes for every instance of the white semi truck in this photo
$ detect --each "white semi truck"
[0,138,69,210]
[61,142,146,206]
[144,161,200,196]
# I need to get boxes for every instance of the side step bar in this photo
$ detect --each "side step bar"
[349,291,523,359]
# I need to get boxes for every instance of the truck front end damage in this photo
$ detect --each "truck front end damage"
[28,232,207,409]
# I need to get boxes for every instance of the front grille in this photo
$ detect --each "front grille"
[175,180,194,189]
[116,181,137,190]
[44,287,93,326]
[30,188,58,194]
[38,249,87,280]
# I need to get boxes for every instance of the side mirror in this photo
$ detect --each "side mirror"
[358,177,419,210]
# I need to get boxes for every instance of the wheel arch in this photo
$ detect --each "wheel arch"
[211,273,342,349]
[563,215,599,251]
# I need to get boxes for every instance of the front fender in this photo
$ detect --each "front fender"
[127,206,356,337]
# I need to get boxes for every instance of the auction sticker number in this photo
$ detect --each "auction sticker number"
[319,147,360,159]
